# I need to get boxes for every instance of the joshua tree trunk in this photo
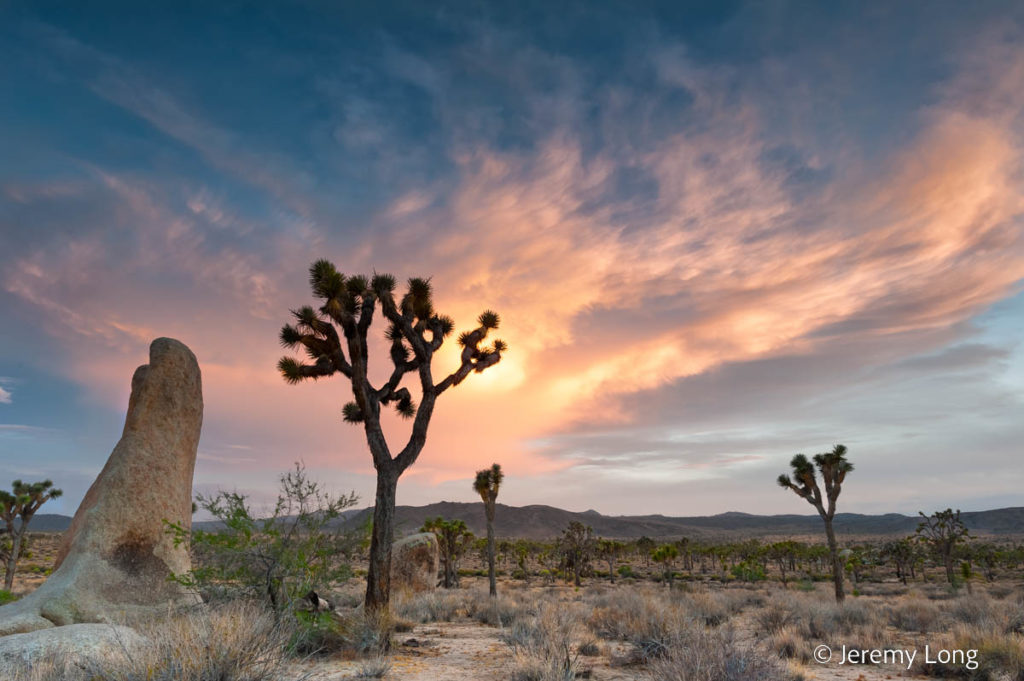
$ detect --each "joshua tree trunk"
[366,467,398,612]
[943,551,955,586]
[485,506,497,597]
[4,530,22,591]
[823,516,845,603]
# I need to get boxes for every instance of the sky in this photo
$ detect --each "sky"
[1,1,1023,519]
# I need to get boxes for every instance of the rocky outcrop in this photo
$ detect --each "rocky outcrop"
[391,532,439,593]
[0,623,147,673]
[0,338,203,636]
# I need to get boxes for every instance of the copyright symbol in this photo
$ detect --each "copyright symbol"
[813,644,832,663]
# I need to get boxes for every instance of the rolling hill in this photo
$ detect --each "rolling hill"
[25,504,1023,541]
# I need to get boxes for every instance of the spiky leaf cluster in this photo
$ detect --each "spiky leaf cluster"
[278,259,508,437]
[777,444,852,517]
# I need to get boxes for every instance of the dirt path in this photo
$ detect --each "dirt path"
[289,620,515,680]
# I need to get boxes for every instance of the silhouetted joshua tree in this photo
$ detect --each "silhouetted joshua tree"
[777,444,853,603]
[1,479,62,591]
[916,508,970,587]
[474,463,503,597]
[278,260,506,612]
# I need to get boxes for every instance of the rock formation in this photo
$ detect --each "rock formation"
[0,623,148,672]
[391,532,440,593]
[0,338,203,636]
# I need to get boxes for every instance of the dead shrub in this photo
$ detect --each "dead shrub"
[644,625,788,681]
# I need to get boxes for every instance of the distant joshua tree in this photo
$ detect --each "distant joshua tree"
[596,538,625,583]
[278,260,505,612]
[916,508,970,587]
[421,517,475,588]
[0,479,62,591]
[473,463,503,597]
[651,543,679,587]
[777,444,853,603]
[559,521,595,587]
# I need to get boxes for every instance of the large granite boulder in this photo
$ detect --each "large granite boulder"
[0,623,148,674]
[0,338,203,636]
[391,532,440,593]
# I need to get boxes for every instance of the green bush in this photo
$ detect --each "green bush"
[166,462,365,613]
[0,589,17,605]
[730,560,767,583]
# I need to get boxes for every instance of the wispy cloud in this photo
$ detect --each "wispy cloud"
[2,7,1023,514]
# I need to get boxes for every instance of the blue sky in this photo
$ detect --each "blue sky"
[1,1,1023,518]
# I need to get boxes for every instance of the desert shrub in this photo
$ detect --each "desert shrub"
[464,590,531,627]
[888,597,943,633]
[289,606,393,656]
[585,588,689,650]
[167,463,364,613]
[986,583,1014,600]
[755,602,795,634]
[0,588,17,604]
[914,624,1024,680]
[728,589,767,611]
[768,625,811,663]
[354,655,393,678]
[502,602,583,681]
[645,625,787,681]
[393,589,462,623]
[8,601,303,681]
[947,594,997,627]
[680,591,731,626]
[618,564,635,578]
[290,610,351,655]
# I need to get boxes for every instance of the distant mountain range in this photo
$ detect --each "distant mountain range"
[27,504,1024,541]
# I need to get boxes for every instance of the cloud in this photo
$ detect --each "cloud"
[2,10,1023,514]
[0,388,10,404]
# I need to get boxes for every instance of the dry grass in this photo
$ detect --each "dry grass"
[645,626,789,681]
[7,601,303,681]
[502,601,584,681]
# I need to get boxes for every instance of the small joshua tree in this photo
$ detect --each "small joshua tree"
[559,521,595,587]
[473,463,503,597]
[651,543,679,587]
[777,444,853,603]
[596,538,625,583]
[916,508,970,587]
[0,479,62,591]
[421,517,474,588]
[278,260,506,611]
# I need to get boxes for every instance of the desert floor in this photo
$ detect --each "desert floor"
[9,534,1022,681]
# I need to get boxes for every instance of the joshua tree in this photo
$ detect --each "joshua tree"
[651,543,679,587]
[559,521,595,587]
[0,479,62,591]
[278,260,506,612]
[636,536,655,569]
[777,444,853,602]
[421,517,475,588]
[473,463,503,597]
[881,538,916,585]
[916,508,970,587]
[596,538,625,583]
